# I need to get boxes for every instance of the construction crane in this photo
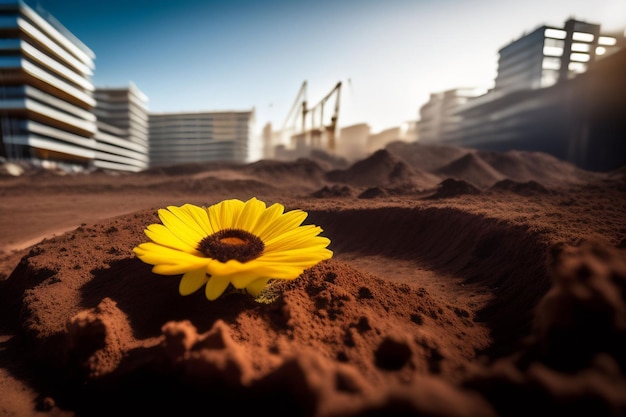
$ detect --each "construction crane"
[281,80,342,153]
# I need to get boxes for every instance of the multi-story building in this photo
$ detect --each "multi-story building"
[93,83,149,171]
[439,19,625,171]
[417,88,486,143]
[148,110,255,166]
[0,0,97,170]
[0,1,261,172]
[494,19,621,94]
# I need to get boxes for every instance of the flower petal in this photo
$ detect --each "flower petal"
[133,243,209,274]
[145,224,199,253]
[181,204,214,235]
[158,208,205,248]
[208,258,304,280]
[259,209,308,241]
[246,278,270,297]
[264,225,325,251]
[234,198,266,231]
[257,246,333,263]
[179,269,209,295]
[208,199,245,231]
[231,271,267,288]
[249,202,285,237]
[205,276,231,300]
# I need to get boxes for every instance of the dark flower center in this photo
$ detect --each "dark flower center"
[198,228,264,263]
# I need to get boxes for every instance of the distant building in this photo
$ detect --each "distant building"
[445,19,625,171]
[148,110,255,166]
[366,125,420,154]
[0,0,97,170]
[417,88,485,143]
[415,18,625,171]
[92,83,150,172]
[494,19,622,94]
[450,47,626,171]
[0,1,261,172]
[336,123,370,161]
[261,121,274,160]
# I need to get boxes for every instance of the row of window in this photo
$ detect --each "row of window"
[545,28,616,45]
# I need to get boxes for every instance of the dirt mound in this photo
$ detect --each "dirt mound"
[478,150,601,187]
[385,141,471,171]
[326,149,440,189]
[490,179,552,196]
[244,158,328,188]
[427,178,481,199]
[435,153,506,189]
[311,185,355,198]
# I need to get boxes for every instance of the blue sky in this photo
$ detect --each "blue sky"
[26,0,626,137]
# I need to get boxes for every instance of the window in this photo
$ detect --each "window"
[543,46,563,56]
[545,38,564,48]
[568,62,587,73]
[543,37,565,57]
[572,32,594,42]
[545,28,566,39]
[542,56,561,70]
[571,42,591,52]
[570,52,590,62]
[598,36,617,46]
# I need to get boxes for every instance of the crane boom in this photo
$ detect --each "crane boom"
[282,80,342,153]
[281,81,307,132]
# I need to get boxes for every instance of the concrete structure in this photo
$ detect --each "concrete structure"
[415,18,625,171]
[494,19,621,95]
[417,88,485,143]
[261,122,274,160]
[449,47,626,171]
[148,110,255,166]
[0,1,261,171]
[0,0,96,170]
[93,83,149,171]
[336,123,370,162]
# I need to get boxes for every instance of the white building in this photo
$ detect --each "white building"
[0,0,97,170]
[148,109,255,166]
[93,83,150,172]
[417,88,485,143]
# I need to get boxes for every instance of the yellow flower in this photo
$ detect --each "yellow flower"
[133,197,332,300]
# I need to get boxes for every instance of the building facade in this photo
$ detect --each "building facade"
[417,88,485,143]
[0,1,261,172]
[93,83,149,171]
[417,19,623,147]
[494,19,620,95]
[441,19,625,171]
[0,0,97,170]
[413,18,625,171]
[148,110,255,166]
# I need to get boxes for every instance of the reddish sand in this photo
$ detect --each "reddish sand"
[0,142,625,417]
